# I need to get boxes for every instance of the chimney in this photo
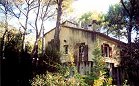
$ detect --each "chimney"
[91,20,98,31]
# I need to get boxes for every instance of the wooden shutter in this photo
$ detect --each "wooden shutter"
[84,45,88,61]
[109,47,112,57]
[101,45,104,56]
[79,45,82,62]
[75,43,80,62]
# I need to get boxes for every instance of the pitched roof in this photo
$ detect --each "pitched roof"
[44,24,125,44]
[62,25,125,44]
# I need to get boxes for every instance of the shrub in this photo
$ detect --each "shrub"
[31,67,88,86]
[87,47,112,86]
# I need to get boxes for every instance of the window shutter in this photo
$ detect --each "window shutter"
[109,47,112,57]
[84,45,88,61]
[101,45,104,56]
[74,51,78,62]
[79,45,82,62]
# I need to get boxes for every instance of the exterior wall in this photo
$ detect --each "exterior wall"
[97,35,121,67]
[44,26,122,75]
[44,26,95,75]
[44,29,55,47]
[59,26,95,62]
[59,26,95,75]
[44,26,95,62]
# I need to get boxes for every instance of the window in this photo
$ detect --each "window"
[64,45,68,54]
[79,45,85,60]
[101,44,112,57]
[79,43,88,61]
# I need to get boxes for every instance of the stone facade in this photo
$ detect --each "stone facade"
[44,22,124,75]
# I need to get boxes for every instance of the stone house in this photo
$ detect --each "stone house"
[44,21,125,79]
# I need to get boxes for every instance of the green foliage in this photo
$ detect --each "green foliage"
[45,45,61,64]
[31,45,88,85]
[31,47,113,86]
[93,77,112,86]
[81,47,113,86]
[38,45,62,73]
[123,80,128,86]
[79,12,93,24]
[25,42,33,53]
[104,4,126,25]
[79,11,103,23]
[103,4,127,39]
[4,29,23,52]
[31,65,88,86]
[104,1,139,41]
[1,27,33,86]
[38,38,42,54]
[83,47,112,86]
[92,48,106,78]
[78,11,103,29]
[121,0,139,20]
[120,37,139,85]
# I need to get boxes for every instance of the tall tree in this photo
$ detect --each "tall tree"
[54,0,72,51]
[1,0,55,55]
[54,0,63,51]
[0,0,10,59]
[121,0,139,44]
[7,0,38,51]
[30,0,55,58]
[103,4,127,40]
[120,0,139,85]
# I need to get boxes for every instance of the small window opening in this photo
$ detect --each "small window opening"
[64,45,68,54]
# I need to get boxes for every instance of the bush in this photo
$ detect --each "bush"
[120,37,139,85]
[31,67,88,86]
[31,45,113,86]
[84,47,113,86]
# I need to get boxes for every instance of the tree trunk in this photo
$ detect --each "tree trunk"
[1,8,8,59]
[127,20,132,44]
[54,0,63,51]
[21,3,30,51]
[21,33,25,52]
[32,36,39,62]
[32,0,40,58]
[0,29,7,58]
[121,0,133,44]
[117,24,121,40]
[42,28,45,55]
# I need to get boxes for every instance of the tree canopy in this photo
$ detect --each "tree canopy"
[78,11,103,31]
[121,0,139,43]
[103,4,127,40]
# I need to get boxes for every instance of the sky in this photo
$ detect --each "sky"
[1,0,123,43]
[71,0,120,17]
[6,0,120,32]
[43,0,135,43]
[44,0,120,32]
